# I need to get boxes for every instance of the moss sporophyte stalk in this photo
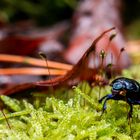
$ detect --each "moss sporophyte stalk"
[0,65,140,139]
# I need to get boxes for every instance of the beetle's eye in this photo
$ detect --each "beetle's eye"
[113,82,123,90]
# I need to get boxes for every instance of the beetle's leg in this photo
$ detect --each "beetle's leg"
[98,94,109,103]
[127,102,133,119]
[102,94,114,112]
[127,98,134,118]
[99,94,114,115]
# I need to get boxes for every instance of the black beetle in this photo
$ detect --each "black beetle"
[99,77,140,118]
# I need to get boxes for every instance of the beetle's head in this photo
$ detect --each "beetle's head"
[111,81,126,97]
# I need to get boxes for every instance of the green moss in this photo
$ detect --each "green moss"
[0,65,140,139]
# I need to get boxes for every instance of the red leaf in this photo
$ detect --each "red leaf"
[1,27,115,95]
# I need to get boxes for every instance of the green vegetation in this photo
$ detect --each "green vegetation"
[0,65,140,139]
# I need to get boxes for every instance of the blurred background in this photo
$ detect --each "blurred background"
[0,0,140,53]
[0,0,140,85]
[0,0,140,38]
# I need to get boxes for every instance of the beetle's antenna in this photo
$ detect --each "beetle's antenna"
[39,52,54,94]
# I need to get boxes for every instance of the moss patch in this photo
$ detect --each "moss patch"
[0,65,140,139]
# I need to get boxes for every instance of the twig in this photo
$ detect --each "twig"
[0,54,72,70]
[0,68,67,75]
